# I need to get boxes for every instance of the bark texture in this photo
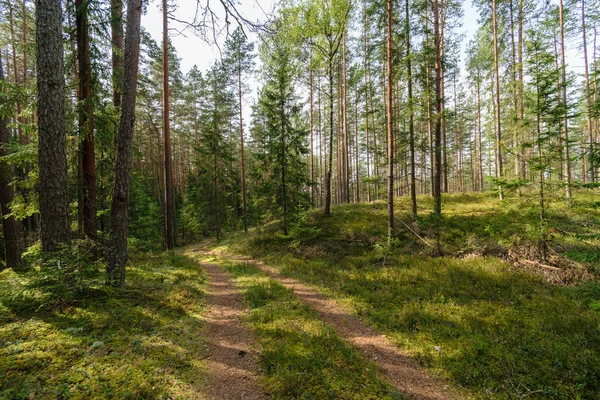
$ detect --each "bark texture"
[107,0,142,286]
[76,0,97,239]
[36,0,71,252]
[0,54,23,270]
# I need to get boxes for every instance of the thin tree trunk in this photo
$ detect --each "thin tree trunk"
[559,0,572,203]
[363,0,371,202]
[0,53,23,270]
[107,0,142,286]
[111,0,124,107]
[238,59,248,231]
[433,0,442,215]
[162,0,176,248]
[386,0,394,237]
[309,47,314,204]
[324,45,334,216]
[76,0,97,240]
[36,0,71,252]
[406,0,417,218]
[492,0,504,200]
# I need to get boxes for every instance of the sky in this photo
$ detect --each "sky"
[140,0,583,111]
[142,0,482,74]
[143,0,275,74]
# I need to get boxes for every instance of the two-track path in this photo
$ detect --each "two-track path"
[191,243,461,400]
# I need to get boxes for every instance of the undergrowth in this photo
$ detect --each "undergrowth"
[219,191,600,399]
[0,250,208,399]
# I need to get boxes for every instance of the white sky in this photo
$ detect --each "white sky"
[142,0,275,73]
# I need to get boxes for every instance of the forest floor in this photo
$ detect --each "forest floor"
[212,190,600,399]
[1,190,600,399]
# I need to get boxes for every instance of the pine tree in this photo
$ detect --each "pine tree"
[252,26,309,235]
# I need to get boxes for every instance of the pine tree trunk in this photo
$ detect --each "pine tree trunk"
[76,0,97,240]
[406,0,417,218]
[36,0,71,252]
[324,45,334,216]
[492,0,504,200]
[163,0,176,248]
[238,61,248,231]
[111,0,124,107]
[386,0,394,238]
[106,0,142,287]
[559,0,572,203]
[0,54,23,270]
[433,0,442,215]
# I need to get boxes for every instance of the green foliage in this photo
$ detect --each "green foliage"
[26,240,102,313]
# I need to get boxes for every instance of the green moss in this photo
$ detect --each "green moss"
[0,252,208,399]
[220,190,600,399]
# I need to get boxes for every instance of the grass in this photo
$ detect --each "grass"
[186,252,405,400]
[0,250,208,400]
[218,190,600,399]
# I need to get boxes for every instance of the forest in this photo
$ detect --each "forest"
[1,0,600,398]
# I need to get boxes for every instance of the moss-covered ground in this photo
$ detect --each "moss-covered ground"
[0,251,208,400]
[217,191,600,399]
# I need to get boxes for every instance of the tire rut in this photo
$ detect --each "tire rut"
[201,261,265,400]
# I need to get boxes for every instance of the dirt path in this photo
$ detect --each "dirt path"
[205,248,462,400]
[200,261,264,400]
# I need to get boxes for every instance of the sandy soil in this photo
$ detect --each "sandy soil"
[201,261,265,400]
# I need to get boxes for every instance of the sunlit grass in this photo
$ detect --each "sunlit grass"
[0,251,208,400]
[220,190,600,399]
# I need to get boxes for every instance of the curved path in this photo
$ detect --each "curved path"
[203,246,463,400]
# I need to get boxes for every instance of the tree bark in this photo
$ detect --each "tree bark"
[386,0,394,237]
[492,0,504,200]
[406,0,417,218]
[162,0,176,248]
[238,58,248,231]
[107,0,142,286]
[433,0,442,215]
[559,0,572,203]
[0,53,23,270]
[36,0,71,252]
[76,0,97,240]
[111,0,124,107]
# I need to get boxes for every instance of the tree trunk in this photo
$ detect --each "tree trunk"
[406,0,417,218]
[106,0,142,287]
[162,0,176,248]
[111,0,124,107]
[582,1,594,182]
[433,0,442,215]
[386,0,394,238]
[559,0,572,203]
[363,0,371,202]
[324,45,334,216]
[76,0,97,240]
[36,0,71,252]
[0,54,23,270]
[238,60,248,231]
[492,0,504,200]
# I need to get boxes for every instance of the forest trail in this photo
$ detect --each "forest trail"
[197,244,462,400]
[198,258,265,400]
